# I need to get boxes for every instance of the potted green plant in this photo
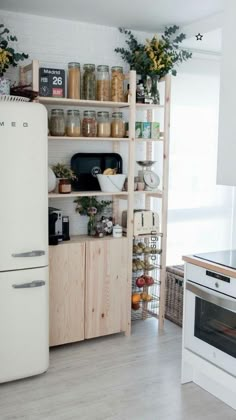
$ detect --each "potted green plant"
[52,163,76,194]
[74,196,112,236]
[0,24,28,95]
[115,26,192,104]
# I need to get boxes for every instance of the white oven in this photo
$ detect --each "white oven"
[184,264,236,377]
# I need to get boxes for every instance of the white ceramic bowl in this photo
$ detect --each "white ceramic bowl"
[97,174,126,193]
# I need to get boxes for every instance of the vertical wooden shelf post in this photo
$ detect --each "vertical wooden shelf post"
[158,75,171,330]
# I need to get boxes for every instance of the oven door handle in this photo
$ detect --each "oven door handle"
[186,281,236,312]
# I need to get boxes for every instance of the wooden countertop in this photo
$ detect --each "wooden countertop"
[183,255,236,279]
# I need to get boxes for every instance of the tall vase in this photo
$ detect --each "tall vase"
[88,214,96,236]
[0,77,10,95]
[150,75,160,105]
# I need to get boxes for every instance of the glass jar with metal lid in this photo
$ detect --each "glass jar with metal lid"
[68,62,80,99]
[82,110,97,137]
[111,112,125,138]
[97,111,111,137]
[83,64,96,100]
[96,65,110,101]
[111,66,124,102]
[50,109,65,136]
[66,110,81,137]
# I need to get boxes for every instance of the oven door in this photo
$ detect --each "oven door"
[184,280,236,376]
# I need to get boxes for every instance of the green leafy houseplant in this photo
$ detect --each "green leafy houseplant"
[0,24,28,77]
[115,26,192,80]
[52,163,76,180]
[74,197,112,236]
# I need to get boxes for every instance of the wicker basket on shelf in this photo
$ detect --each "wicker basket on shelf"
[165,265,184,327]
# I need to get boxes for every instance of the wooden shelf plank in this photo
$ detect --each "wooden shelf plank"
[136,103,164,110]
[134,190,163,198]
[48,136,129,141]
[39,96,129,108]
[135,138,164,143]
[48,191,129,198]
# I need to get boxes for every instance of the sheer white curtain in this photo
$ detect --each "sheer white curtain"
[166,54,233,265]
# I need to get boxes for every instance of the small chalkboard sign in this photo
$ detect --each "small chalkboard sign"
[39,67,65,97]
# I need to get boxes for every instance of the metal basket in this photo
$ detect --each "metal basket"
[165,265,184,327]
[0,95,30,103]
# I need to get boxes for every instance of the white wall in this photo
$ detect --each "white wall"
[167,54,233,264]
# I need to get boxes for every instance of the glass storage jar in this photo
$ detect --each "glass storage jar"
[68,62,80,99]
[82,110,97,137]
[111,66,124,102]
[59,179,71,194]
[96,65,110,101]
[50,109,65,136]
[111,112,125,138]
[97,111,111,137]
[66,110,81,137]
[83,64,96,100]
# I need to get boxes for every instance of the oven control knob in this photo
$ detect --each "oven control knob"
[215,282,219,288]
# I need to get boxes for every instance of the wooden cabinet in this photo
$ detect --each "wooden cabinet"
[85,237,128,339]
[49,237,128,346]
[49,241,85,346]
[217,0,236,186]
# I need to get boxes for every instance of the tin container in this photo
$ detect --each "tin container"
[151,122,160,139]
[142,122,151,139]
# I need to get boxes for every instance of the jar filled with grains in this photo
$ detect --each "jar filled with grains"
[96,65,110,101]
[111,112,125,138]
[97,111,111,137]
[83,64,96,100]
[68,62,80,99]
[50,109,65,136]
[111,66,124,102]
[82,110,97,137]
[66,110,81,137]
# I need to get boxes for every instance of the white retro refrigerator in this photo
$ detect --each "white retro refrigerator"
[0,101,49,382]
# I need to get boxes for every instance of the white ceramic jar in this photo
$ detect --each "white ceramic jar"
[113,224,123,238]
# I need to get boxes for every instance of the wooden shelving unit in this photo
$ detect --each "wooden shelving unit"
[20,59,171,335]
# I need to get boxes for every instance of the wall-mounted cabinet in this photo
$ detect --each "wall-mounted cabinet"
[217,0,236,186]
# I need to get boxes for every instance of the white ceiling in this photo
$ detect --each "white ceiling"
[0,0,224,32]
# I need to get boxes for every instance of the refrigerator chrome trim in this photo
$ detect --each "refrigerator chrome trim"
[12,280,46,289]
[12,250,45,258]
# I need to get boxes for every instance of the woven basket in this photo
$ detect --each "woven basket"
[165,265,184,327]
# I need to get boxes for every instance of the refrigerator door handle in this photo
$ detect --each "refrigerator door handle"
[12,280,46,289]
[12,250,45,258]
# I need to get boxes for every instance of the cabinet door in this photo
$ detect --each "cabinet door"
[85,238,128,339]
[217,0,236,186]
[49,242,85,346]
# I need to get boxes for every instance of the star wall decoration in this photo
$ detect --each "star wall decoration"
[196,33,203,41]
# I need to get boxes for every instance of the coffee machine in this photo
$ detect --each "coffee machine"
[48,207,63,245]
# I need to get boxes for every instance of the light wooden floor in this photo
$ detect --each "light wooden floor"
[0,319,235,420]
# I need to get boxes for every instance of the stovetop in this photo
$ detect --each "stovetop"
[194,250,236,269]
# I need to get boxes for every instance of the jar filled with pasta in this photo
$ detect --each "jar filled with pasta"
[111,66,124,102]
[66,110,81,137]
[83,64,96,100]
[68,62,80,99]
[97,111,111,137]
[111,112,125,138]
[82,110,97,137]
[96,65,110,101]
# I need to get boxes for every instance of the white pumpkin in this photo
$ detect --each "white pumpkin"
[48,167,57,192]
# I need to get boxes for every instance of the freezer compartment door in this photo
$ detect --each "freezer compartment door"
[0,102,48,271]
[0,267,49,383]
